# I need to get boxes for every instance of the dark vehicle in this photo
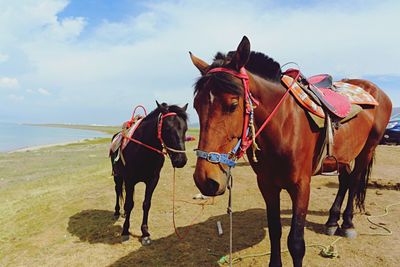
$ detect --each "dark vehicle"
[382,113,400,144]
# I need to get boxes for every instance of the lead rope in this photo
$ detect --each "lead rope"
[227,168,233,267]
[172,168,213,240]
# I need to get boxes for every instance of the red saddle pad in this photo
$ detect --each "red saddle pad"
[318,88,351,118]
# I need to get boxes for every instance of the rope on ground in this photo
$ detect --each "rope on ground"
[172,168,214,240]
[361,201,400,236]
[215,237,341,265]
[215,200,400,265]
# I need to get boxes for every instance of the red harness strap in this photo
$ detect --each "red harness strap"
[122,111,178,156]
[157,112,177,144]
[206,67,296,160]
[207,67,259,154]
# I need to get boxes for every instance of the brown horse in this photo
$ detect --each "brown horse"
[190,36,392,267]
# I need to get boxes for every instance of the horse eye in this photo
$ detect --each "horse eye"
[228,102,238,113]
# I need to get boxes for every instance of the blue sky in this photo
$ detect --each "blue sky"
[0,0,399,124]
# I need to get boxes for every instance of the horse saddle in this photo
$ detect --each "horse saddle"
[109,117,144,165]
[283,69,351,118]
[281,69,379,176]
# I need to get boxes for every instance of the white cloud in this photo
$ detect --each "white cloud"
[37,88,51,95]
[0,53,8,63]
[8,94,24,102]
[0,77,19,88]
[1,0,400,124]
[26,88,51,96]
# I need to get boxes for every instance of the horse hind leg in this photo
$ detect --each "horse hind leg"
[140,177,159,246]
[113,175,124,219]
[341,150,375,238]
[121,181,135,242]
[325,166,350,236]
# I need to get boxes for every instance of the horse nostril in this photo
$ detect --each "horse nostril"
[206,178,220,196]
[172,155,187,168]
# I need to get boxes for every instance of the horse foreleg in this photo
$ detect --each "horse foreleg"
[325,169,349,235]
[113,175,123,219]
[140,176,159,245]
[257,177,282,267]
[121,181,135,241]
[287,180,310,267]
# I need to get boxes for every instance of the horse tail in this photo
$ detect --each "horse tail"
[355,151,375,211]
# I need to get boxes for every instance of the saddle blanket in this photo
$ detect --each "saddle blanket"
[109,118,144,155]
[281,75,379,118]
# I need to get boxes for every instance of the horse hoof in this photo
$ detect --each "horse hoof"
[113,214,120,220]
[325,226,338,236]
[342,228,357,238]
[141,236,152,246]
[121,235,130,242]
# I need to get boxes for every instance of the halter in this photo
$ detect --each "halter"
[196,67,292,167]
[123,111,186,156]
[157,112,187,154]
[195,67,257,167]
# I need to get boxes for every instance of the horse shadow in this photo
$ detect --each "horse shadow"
[67,209,122,245]
[109,208,267,266]
[67,208,328,266]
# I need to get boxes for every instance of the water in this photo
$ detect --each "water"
[0,123,109,152]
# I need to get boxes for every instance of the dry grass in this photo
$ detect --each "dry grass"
[0,129,399,267]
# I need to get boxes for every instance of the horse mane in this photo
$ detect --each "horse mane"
[146,103,188,122]
[246,52,282,82]
[194,51,281,96]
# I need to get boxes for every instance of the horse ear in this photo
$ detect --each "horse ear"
[182,103,188,111]
[156,101,169,113]
[189,52,209,75]
[230,36,251,71]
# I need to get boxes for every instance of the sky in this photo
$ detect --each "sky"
[0,0,399,125]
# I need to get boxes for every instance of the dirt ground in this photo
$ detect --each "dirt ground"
[0,139,399,267]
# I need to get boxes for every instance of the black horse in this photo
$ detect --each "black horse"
[110,102,188,245]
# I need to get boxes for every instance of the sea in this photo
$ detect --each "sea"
[0,122,110,152]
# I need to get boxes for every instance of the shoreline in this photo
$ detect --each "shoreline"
[7,137,107,153]
[25,123,119,135]
[1,123,118,154]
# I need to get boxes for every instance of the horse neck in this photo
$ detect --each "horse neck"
[137,113,162,150]
[249,73,288,121]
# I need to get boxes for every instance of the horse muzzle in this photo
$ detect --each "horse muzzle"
[193,161,228,196]
[171,153,187,168]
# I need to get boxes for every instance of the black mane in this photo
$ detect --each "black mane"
[194,51,281,95]
[146,103,188,122]
[246,52,282,82]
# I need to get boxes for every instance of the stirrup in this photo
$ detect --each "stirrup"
[321,155,339,176]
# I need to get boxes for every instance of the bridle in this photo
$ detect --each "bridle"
[123,111,186,156]
[195,67,292,167]
[157,112,187,154]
